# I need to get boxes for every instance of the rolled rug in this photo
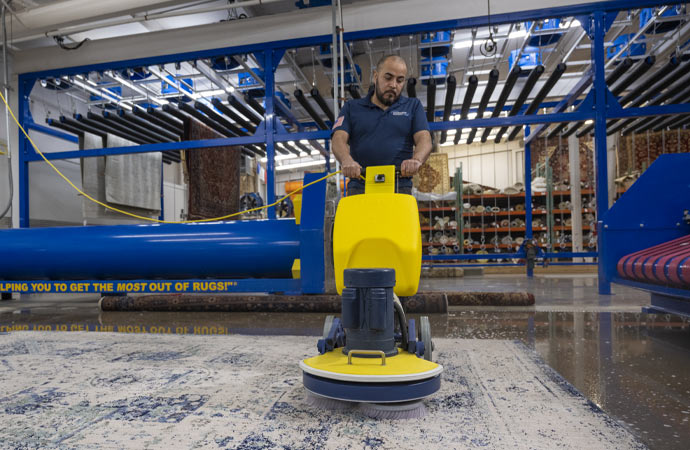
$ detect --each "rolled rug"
[463,202,471,209]
[440,245,448,254]
[444,246,453,255]
[558,201,569,210]
[500,219,510,227]
[463,239,471,247]
[565,218,572,227]
[501,235,513,245]
[439,235,449,245]
[443,216,450,224]
[476,205,486,213]
[469,206,478,213]
[515,203,525,211]
[429,246,439,255]
[452,245,460,253]
[476,249,489,263]
[472,184,482,195]
[503,186,519,195]
[491,206,501,213]
[510,220,520,228]
[515,237,525,245]
[449,220,457,228]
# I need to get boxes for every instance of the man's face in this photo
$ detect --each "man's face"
[373,59,407,106]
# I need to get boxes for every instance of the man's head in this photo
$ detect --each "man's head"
[372,55,408,106]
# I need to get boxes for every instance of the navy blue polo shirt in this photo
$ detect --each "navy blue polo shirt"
[331,92,429,189]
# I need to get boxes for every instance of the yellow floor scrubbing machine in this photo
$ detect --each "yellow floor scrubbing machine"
[300,165,443,419]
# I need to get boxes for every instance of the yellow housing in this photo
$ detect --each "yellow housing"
[333,166,422,297]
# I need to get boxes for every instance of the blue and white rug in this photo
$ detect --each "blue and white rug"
[0,332,645,449]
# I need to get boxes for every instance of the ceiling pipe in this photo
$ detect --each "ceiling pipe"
[466,68,499,145]
[294,88,327,130]
[228,95,263,125]
[572,56,653,138]
[243,93,266,116]
[93,111,161,143]
[494,65,545,143]
[452,74,478,145]
[407,78,417,98]
[347,84,361,99]
[440,74,457,144]
[426,77,437,123]
[211,98,256,132]
[481,66,522,143]
[147,107,184,133]
[177,102,237,137]
[310,87,335,123]
[77,112,150,144]
[122,110,181,140]
[194,101,247,136]
[507,62,566,141]
[105,110,174,142]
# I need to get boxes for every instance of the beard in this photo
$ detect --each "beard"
[375,82,399,106]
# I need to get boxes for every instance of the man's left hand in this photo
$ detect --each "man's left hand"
[400,158,423,177]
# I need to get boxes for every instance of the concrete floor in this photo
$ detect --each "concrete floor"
[0,273,688,449]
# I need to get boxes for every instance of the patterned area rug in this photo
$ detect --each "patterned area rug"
[0,332,645,449]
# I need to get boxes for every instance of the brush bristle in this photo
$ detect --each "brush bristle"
[305,392,356,411]
[358,400,427,420]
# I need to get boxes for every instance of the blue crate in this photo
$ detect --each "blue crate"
[509,47,541,75]
[525,19,563,46]
[640,6,684,34]
[606,33,646,61]
[420,56,448,85]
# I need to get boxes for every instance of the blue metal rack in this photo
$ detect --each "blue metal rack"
[10,0,690,295]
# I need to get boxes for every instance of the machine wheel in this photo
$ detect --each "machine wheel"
[322,315,335,339]
[419,316,433,361]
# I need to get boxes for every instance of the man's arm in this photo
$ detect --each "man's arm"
[332,129,362,179]
[400,130,432,177]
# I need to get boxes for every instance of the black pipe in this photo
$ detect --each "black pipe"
[495,65,545,143]
[106,111,174,143]
[146,107,184,134]
[440,75,457,143]
[465,69,499,145]
[94,111,158,143]
[652,111,690,132]
[450,75,477,144]
[407,78,417,98]
[134,108,182,136]
[279,141,301,156]
[211,98,256,133]
[576,57,652,137]
[610,68,690,136]
[195,101,246,136]
[294,88,327,130]
[248,145,266,157]
[59,116,107,139]
[562,121,584,138]
[508,63,566,142]
[618,57,680,108]
[243,93,265,116]
[547,122,568,139]
[481,66,522,143]
[172,103,233,137]
[310,87,335,123]
[426,77,436,123]
[82,112,154,144]
[228,95,262,125]
[47,118,84,136]
[604,58,634,87]
[348,84,361,99]
[124,110,181,141]
[294,141,312,155]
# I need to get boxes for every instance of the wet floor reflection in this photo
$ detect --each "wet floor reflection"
[0,308,688,449]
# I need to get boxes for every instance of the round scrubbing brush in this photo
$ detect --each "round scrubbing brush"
[305,392,356,411]
[357,400,427,420]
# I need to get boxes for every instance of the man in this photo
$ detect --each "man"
[331,55,432,195]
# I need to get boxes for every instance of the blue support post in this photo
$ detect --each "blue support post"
[593,11,611,295]
[263,50,277,220]
[524,125,533,278]
[159,161,164,221]
[17,75,32,228]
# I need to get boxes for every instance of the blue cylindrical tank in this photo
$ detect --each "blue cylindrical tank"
[0,219,300,280]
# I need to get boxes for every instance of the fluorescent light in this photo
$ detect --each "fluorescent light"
[276,158,335,171]
[453,40,473,49]
[467,112,477,119]
[441,141,455,147]
[299,139,309,144]
[585,119,593,125]
[570,19,581,28]
[509,29,527,39]
[446,129,456,135]
[190,89,226,99]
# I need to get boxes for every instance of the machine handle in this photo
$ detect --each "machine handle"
[347,349,386,366]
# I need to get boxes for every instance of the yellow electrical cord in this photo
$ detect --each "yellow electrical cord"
[0,88,343,224]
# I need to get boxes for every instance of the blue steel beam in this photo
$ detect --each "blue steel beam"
[27,121,79,144]
[264,50,277,220]
[593,11,611,295]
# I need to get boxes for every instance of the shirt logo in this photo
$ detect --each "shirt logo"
[332,116,344,129]
[392,111,409,116]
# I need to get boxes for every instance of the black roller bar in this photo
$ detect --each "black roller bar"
[194,101,247,136]
[294,88,327,130]
[426,76,436,123]
[465,69,499,145]
[310,87,335,123]
[211,98,256,133]
[407,78,417,98]
[481,66,522,143]
[495,65,545,143]
[440,75,457,144]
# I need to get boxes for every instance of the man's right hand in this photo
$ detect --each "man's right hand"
[341,159,362,179]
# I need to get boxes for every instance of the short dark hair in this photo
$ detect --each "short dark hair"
[375,54,408,72]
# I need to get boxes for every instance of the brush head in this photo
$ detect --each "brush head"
[305,392,356,411]
[357,400,427,420]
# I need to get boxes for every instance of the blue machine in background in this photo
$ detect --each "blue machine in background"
[599,153,690,317]
[0,172,329,296]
